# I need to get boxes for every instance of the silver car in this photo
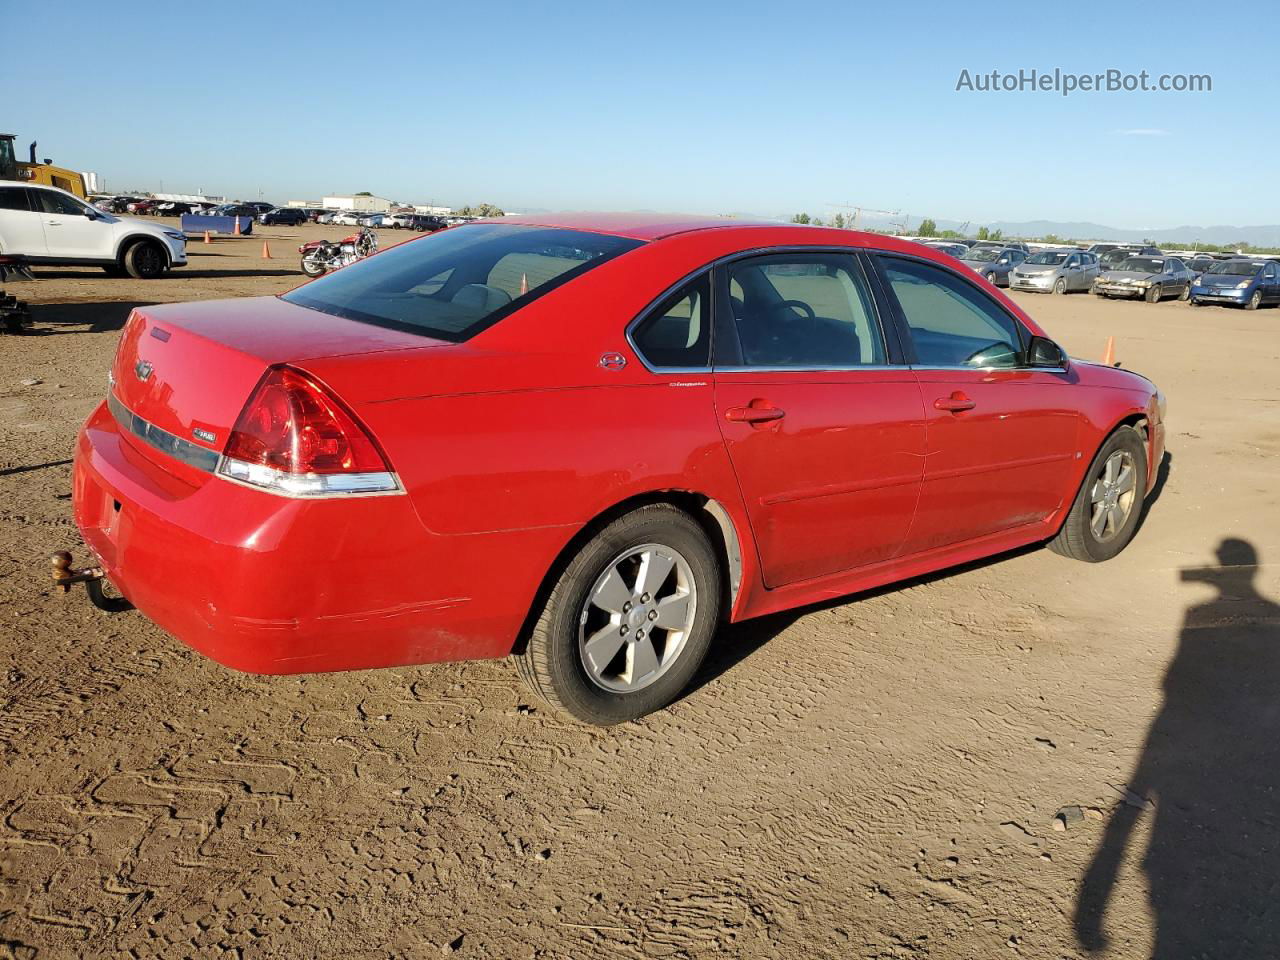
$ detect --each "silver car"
[958,245,1026,287]
[1009,250,1100,294]
[1094,255,1196,303]
[924,241,969,259]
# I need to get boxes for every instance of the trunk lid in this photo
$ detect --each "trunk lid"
[110,296,448,473]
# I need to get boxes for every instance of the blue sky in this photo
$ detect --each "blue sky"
[5,0,1267,228]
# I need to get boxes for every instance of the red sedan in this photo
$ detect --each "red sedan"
[72,214,1165,724]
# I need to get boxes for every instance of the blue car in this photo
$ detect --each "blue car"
[1191,258,1280,310]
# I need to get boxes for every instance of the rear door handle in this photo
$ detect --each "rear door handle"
[725,400,786,425]
[934,392,976,413]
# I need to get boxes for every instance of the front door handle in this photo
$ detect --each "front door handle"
[934,392,976,413]
[725,399,786,426]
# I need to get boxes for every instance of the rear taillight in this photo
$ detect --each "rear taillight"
[218,366,401,497]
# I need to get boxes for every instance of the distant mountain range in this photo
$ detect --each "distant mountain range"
[509,207,1280,248]
[785,212,1280,248]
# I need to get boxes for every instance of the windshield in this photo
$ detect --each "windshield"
[961,248,1000,262]
[1026,252,1069,265]
[283,224,642,342]
[1116,257,1165,274]
[1207,260,1265,276]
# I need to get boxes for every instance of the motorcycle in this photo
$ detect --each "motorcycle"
[298,228,378,277]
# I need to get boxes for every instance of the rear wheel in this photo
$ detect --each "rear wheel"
[1178,283,1191,301]
[123,240,166,279]
[300,255,326,277]
[1050,426,1147,562]
[516,504,722,725]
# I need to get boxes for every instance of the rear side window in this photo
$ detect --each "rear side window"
[723,254,885,367]
[879,256,1024,369]
[630,274,710,369]
[283,224,642,341]
[0,187,30,211]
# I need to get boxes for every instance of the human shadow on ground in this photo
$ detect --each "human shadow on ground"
[1075,537,1280,959]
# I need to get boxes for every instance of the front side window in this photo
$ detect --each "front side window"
[879,256,1024,369]
[283,224,641,342]
[35,189,88,217]
[723,254,884,367]
[630,274,710,369]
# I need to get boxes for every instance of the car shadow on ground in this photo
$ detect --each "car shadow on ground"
[1075,536,1280,958]
[15,302,154,335]
[686,449,1174,700]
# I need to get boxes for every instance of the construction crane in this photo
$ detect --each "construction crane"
[0,134,86,197]
[825,202,902,231]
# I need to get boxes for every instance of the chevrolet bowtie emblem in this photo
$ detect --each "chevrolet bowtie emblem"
[134,359,153,382]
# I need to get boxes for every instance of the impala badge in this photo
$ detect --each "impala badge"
[599,352,627,371]
[134,359,153,382]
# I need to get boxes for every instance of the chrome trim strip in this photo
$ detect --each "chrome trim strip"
[910,365,1068,374]
[107,392,220,473]
[713,364,909,373]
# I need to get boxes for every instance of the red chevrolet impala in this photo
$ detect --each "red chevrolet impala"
[72,214,1165,723]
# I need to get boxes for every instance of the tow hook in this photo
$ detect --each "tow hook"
[50,551,131,612]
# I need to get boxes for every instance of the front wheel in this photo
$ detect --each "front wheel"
[1145,284,1162,303]
[1050,426,1147,562]
[1247,289,1262,310]
[1053,278,1066,295]
[515,504,723,725]
[123,240,166,279]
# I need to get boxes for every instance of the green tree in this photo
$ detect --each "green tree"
[355,191,373,196]
[811,216,824,226]
[791,212,811,224]
[917,218,938,237]
[832,212,846,229]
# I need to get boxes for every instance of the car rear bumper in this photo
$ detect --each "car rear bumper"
[72,400,550,674]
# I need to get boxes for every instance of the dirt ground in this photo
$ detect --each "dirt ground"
[1,222,1278,959]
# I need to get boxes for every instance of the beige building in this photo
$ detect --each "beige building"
[322,194,393,213]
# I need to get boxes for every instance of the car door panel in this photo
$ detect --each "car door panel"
[34,188,110,259]
[716,372,926,586]
[0,186,47,256]
[710,252,925,588]
[872,253,1079,554]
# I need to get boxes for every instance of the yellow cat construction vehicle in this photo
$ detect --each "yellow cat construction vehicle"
[0,134,86,198]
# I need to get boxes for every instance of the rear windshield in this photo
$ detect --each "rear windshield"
[283,224,642,341]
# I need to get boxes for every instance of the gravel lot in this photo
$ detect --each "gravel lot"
[1,222,1277,959]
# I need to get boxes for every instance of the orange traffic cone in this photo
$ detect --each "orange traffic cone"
[233,217,242,236]
[1101,336,1116,366]
[261,241,272,259]
[203,230,211,244]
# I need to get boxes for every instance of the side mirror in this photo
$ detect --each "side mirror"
[1028,336,1066,368]
[83,207,99,219]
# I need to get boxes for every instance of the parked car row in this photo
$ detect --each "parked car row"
[922,236,1278,309]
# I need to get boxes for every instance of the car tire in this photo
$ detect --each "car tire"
[1053,278,1066,295]
[1049,425,1147,563]
[1247,289,1261,310]
[1145,284,1162,303]
[122,240,166,279]
[1179,285,1191,301]
[515,504,723,725]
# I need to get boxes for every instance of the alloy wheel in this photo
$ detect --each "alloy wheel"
[578,543,697,693]
[1089,450,1138,542]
